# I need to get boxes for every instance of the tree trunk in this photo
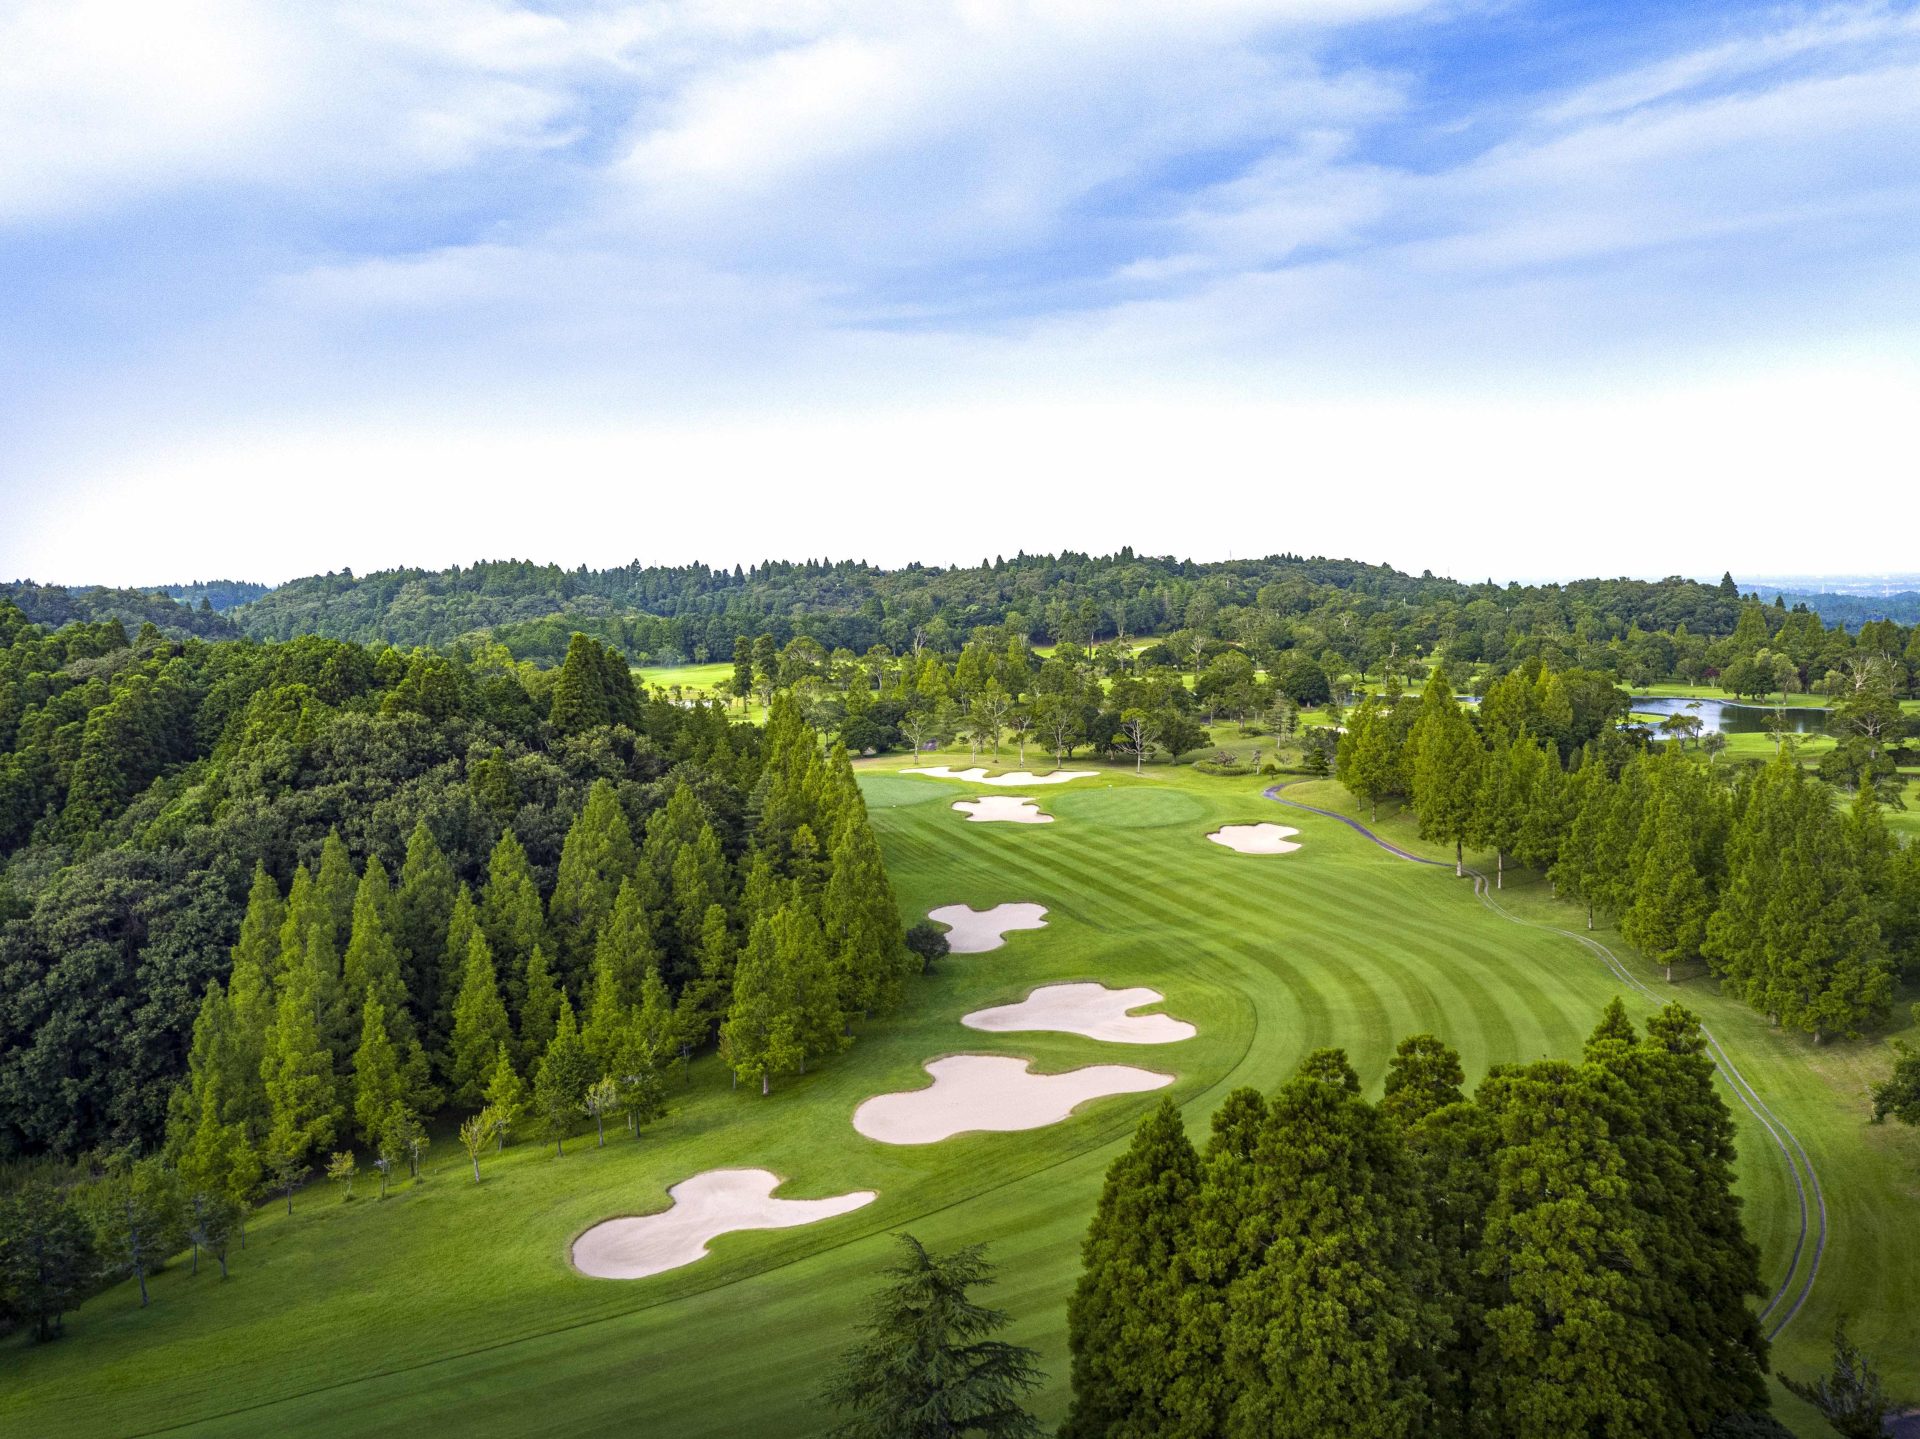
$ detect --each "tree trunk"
[217,1252,228,1279]
[472,1155,482,1182]
[1586,902,1594,931]
[595,1115,605,1147]
[1496,850,1504,889]
[191,1242,199,1277]
[761,1074,770,1096]
[1455,839,1463,879]
[285,1187,294,1215]
[555,1136,564,1157]
[137,1266,149,1308]
[1663,963,1673,982]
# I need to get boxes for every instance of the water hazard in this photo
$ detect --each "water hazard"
[1630,696,1829,737]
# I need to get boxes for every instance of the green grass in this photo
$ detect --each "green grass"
[5,765,1914,1437]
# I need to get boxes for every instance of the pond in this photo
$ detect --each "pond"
[1630,696,1830,737]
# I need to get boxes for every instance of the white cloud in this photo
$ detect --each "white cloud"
[12,361,1915,585]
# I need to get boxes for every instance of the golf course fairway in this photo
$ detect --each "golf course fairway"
[2,761,1913,1439]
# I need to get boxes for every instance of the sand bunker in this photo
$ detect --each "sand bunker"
[963,984,1196,1044]
[571,1169,875,1280]
[853,1055,1172,1145]
[1207,822,1302,854]
[954,796,1052,824]
[905,766,1098,786]
[928,902,1050,954]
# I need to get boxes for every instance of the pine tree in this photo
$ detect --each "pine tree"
[549,779,637,995]
[450,930,513,1107]
[394,819,457,1036]
[1063,1098,1202,1439]
[351,994,404,1146]
[481,828,545,1011]
[822,1235,1044,1439]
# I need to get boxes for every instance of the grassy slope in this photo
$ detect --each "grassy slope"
[3,758,1914,1437]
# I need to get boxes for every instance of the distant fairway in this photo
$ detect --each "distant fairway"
[3,764,1913,1438]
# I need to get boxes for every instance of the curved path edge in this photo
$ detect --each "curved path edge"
[1264,782,1825,1342]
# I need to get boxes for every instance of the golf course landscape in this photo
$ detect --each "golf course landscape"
[4,753,1912,1438]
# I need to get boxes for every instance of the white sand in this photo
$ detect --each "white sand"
[571,1169,876,1280]
[904,766,1099,786]
[853,1055,1172,1145]
[962,983,1196,1044]
[1207,822,1302,854]
[953,796,1052,824]
[928,902,1050,954]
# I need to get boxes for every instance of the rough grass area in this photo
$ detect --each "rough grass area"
[3,764,1913,1439]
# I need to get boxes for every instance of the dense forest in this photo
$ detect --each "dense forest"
[0,610,907,1165]
[0,584,238,642]
[203,557,1855,659]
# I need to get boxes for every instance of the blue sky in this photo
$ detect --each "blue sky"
[3,0,1917,585]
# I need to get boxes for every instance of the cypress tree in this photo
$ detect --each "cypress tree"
[549,779,637,995]
[519,941,562,1067]
[591,876,660,1015]
[1622,771,1712,981]
[532,998,593,1155]
[225,863,284,1141]
[1063,1098,1203,1439]
[1513,739,1567,878]
[1223,1050,1440,1438]
[777,902,844,1073]
[1472,1059,1662,1437]
[275,864,319,988]
[823,798,911,1019]
[450,931,513,1107]
[394,819,457,1034]
[1410,666,1483,877]
[481,828,545,1011]
[313,828,358,954]
[1589,1003,1770,1431]
[1551,756,1611,928]
[549,633,613,735]
[719,912,801,1095]
[342,857,405,1041]
[1170,1087,1269,1432]
[668,825,729,988]
[431,885,480,1070]
[262,984,338,1169]
[352,994,404,1146]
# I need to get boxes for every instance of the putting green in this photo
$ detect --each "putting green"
[2,764,1912,1439]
